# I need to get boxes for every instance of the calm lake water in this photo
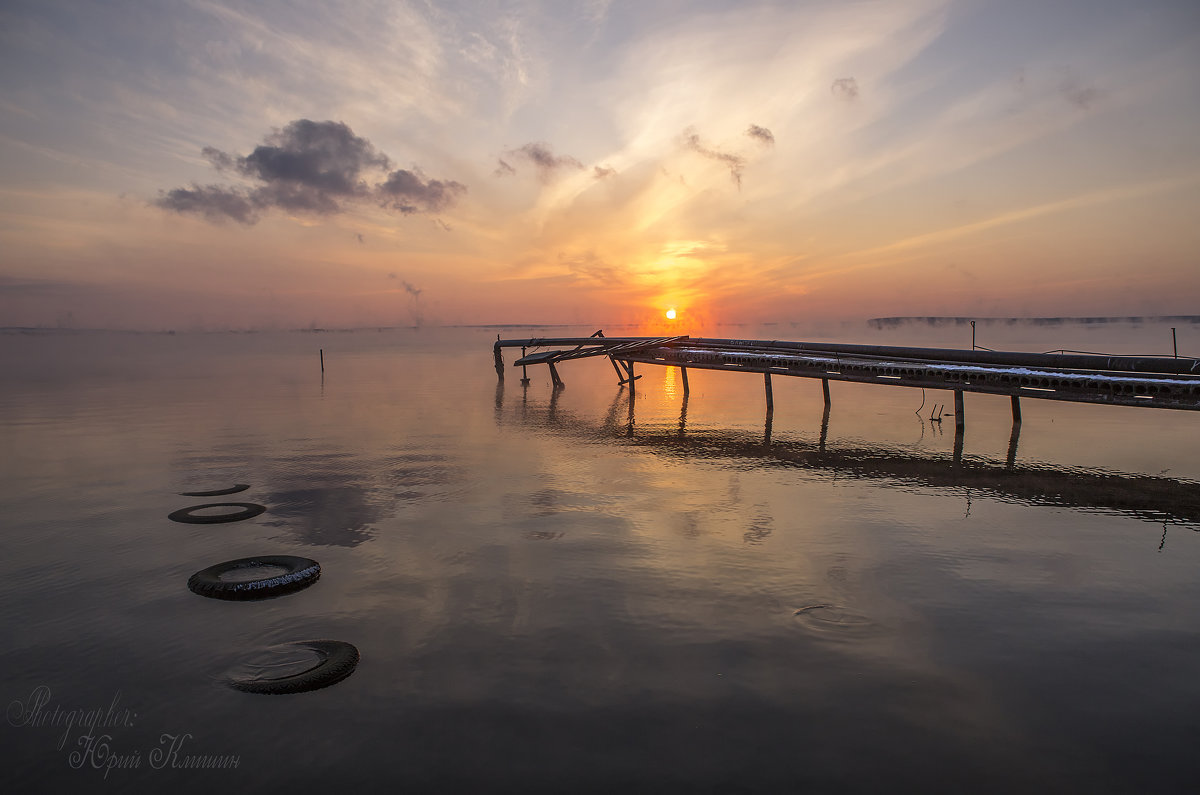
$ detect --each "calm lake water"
[2,322,1199,793]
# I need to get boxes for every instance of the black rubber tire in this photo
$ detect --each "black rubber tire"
[179,484,250,497]
[168,502,265,524]
[188,555,320,600]
[228,640,359,695]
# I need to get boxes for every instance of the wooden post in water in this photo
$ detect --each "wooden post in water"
[681,366,690,396]
[320,348,324,374]
[954,389,965,432]
[1011,395,1022,424]
[764,373,774,413]
[1173,327,1178,358]
[822,378,831,408]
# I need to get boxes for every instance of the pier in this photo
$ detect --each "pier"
[493,334,1200,452]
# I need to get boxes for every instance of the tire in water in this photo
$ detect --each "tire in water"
[228,640,359,695]
[188,555,320,600]
[168,502,265,524]
[179,484,250,497]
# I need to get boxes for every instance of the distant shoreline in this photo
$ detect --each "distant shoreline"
[868,315,1200,329]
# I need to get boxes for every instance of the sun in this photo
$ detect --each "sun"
[665,308,677,320]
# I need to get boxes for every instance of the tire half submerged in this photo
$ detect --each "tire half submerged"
[227,640,359,695]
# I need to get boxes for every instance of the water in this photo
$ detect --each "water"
[2,323,1199,793]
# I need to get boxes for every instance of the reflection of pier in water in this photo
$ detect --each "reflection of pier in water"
[495,382,1200,530]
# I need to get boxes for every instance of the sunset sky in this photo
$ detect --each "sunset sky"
[1,0,1198,330]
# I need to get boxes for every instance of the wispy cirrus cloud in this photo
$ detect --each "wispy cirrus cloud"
[497,142,584,182]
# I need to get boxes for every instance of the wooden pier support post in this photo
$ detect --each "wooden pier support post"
[954,389,965,432]
[548,362,564,388]
[819,404,830,452]
[1010,395,1022,424]
[520,346,530,385]
[492,341,504,380]
[764,373,774,413]
[822,378,831,408]
[626,361,635,394]
[609,355,625,383]
[681,366,690,396]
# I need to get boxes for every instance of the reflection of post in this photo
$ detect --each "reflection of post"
[819,404,830,452]
[494,380,504,415]
[626,387,635,436]
[822,378,831,408]
[764,373,774,413]
[549,381,561,422]
[1006,420,1021,470]
[602,387,625,430]
[953,390,965,464]
[681,366,690,396]
[678,394,689,436]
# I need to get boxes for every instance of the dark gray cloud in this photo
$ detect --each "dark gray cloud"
[502,142,584,182]
[680,127,746,189]
[155,184,259,224]
[378,168,466,214]
[201,146,235,172]
[155,119,465,224]
[745,124,774,146]
[831,77,859,100]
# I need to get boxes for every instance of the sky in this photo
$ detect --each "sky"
[1,0,1198,330]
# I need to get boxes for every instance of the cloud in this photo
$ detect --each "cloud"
[155,184,259,224]
[502,142,584,182]
[745,124,774,146]
[1059,75,1101,110]
[494,158,516,177]
[560,251,622,284]
[155,119,465,224]
[593,165,616,179]
[201,146,236,172]
[378,168,466,214]
[680,127,746,189]
[831,77,859,100]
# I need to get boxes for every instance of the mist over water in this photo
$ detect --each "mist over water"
[2,322,1198,792]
